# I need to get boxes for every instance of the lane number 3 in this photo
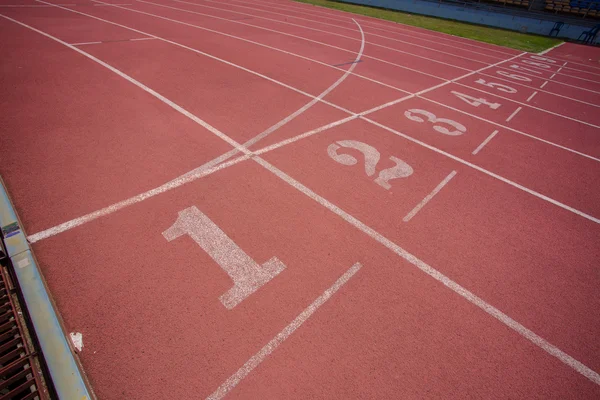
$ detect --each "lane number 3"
[404,109,467,136]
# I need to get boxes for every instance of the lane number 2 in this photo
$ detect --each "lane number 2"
[327,140,413,189]
[163,206,286,309]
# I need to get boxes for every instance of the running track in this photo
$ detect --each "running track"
[1,0,600,398]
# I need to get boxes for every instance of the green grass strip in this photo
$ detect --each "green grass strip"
[292,0,562,52]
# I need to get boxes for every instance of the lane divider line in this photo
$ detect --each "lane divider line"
[11,6,599,238]
[179,18,365,181]
[420,96,600,162]
[403,171,457,222]
[132,0,464,80]
[506,106,522,122]
[454,82,600,128]
[254,157,600,386]
[206,263,362,400]
[540,81,549,89]
[70,37,155,45]
[472,130,499,155]
[233,0,518,57]
[167,0,490,69]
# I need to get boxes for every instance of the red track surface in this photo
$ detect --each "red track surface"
[1,0,600,398]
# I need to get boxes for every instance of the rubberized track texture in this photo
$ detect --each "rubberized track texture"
[1,0,600,399]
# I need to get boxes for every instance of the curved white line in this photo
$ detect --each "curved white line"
[180,18,365,178]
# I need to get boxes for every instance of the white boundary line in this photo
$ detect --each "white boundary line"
[538,41,565,55]
[511,58,600,80]
[496,62,600,88]
[206,262,362,400]
[184,0,494,66]
[180,17,365,180]
[100,0,600,126]
[472,130,499,155]
[453,82,600,129]
[136,0,471,77]
[17,3,600,226]
[254,157,600,386]
[403,171,457,222]
[240,0,518,57]
[8,16,600,386]
[70,41,102,46]
[419,96,600,162]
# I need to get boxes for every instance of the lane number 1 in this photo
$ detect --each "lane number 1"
[163,206,286,309]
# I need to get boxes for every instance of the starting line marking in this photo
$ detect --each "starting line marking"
[206,263,362,400]
[403,171,457,222]
[472,130,499,155]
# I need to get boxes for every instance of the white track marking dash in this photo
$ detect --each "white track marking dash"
[506,106,522,122]
[472,130,499,155]
[403,171,457,222]
[206,263,362,400]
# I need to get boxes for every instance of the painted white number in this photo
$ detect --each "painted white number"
[404,109,466,136]
[451,91,501,109]
[327,140,413,190]
[496,70,532,82]
[521,60,551,68]
[510,64,542,74]
[163,206,286,309]
[530,55,556,63]
[474,78,517,94]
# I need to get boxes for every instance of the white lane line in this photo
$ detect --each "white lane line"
[538,41,564,55]
[494,64,600,91]
[472,130,499,155]
[136,0,467,79]
[526,91,538,102]
[403,171,457,222]
[39,0,357,116]
[11,14,600,384]
[180,18,364,179]
[549,73,557,80]
[239,0,517,57]
[16,4,600,231]
[421,97,600,161]
[27,155,252,243]
[363,115,600,224]
[225,0,503,61]
[0,4,75,6]
[540,81,549,89]
[505,106,522,122]
[454,82,600,129]
[124,0,409,94]
[94,3,131,5]
[89,0,600,133]
[70,41,102,46]
[184,0,492,67]
[255,157,600,386]
[130,36,155,41]
[206,262,362,400]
